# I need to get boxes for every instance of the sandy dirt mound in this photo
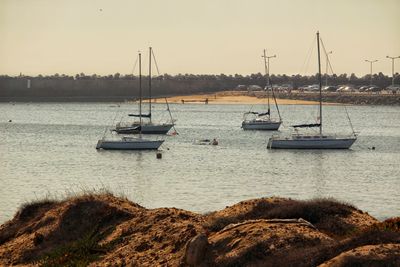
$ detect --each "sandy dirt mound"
[318,243,400,266]
[0,193,141,265]
[0,193,204,266]
[204,197,378,237]
[93,207,204,266]
[1,194,396,267]
[205,219,334,266]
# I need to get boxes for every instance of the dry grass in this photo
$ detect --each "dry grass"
[35,225,121,267]
[0,198,58,246]
[0,190,134,266]
[16,199,58,221]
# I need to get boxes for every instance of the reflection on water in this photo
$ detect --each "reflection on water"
[308,151,326,197]
[0,102,399,223]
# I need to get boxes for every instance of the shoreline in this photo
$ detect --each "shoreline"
[152,91,324,105]
[0,92,321,105]
[1,90,398,105]
[152,90,399,105]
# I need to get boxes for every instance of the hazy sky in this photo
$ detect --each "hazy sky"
[1,0,399,76]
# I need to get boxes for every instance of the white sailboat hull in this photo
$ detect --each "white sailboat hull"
[96,138,164,150]
[242,120,281,130]
[115,123,174,134]
[267,136,356,149]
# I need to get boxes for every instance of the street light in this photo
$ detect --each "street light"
[262,49,276,86]
[386,56,400,86]
[325,51,333,86]
[365,59,378,85]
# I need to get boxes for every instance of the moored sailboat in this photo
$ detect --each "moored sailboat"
[267,32,357,149]
[242,49,282,130]
[96,52,164,150]
[115,47,174,134]
[96,136,164,150]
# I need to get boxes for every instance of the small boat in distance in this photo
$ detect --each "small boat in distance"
[97,52,164,150]
[115,47,174,135]
[242,49,282,130]
[193,138,219,146]
[267,32,357,149]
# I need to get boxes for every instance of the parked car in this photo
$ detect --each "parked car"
[322,85,337,92]
[358,85,370,92]
[386,84,400,92]
[304,84,320,91]
[337,85,356,92]
[365,86,380,92]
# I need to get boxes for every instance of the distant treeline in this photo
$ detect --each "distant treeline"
[0,72,398,101]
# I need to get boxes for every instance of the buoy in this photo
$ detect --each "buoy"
[372,146,375,150]
[156,152,162,159]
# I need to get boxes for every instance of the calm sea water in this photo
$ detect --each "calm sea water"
[0,102,399,223]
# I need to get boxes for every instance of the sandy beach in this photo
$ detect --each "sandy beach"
[151,91,320,105]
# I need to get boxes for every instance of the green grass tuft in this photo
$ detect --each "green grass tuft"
[36,226,114,267]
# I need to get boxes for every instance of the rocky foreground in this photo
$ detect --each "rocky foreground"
[0,194,399,266]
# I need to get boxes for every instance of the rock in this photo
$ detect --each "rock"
[183,233,209,266]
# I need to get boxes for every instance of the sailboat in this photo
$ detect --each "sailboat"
[267,32,357,149]
[115,47,174,134]
[242,49,282,130]
[96,52,164,150]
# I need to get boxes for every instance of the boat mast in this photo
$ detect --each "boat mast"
[317,32,322,135]
[148,47,152,122]
[139,52,142,128]
[271,83,282,122]
[262,49,270,118]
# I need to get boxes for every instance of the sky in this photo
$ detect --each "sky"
[0,0,399,76]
